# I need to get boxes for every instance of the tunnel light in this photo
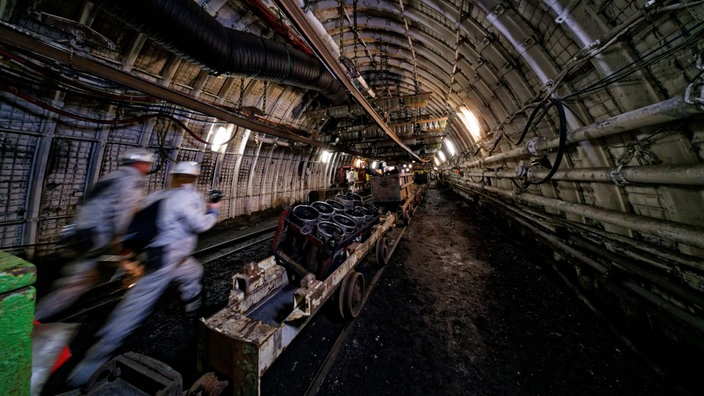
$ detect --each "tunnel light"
[444,139,457,156]
[238,129,251,155]
[371,161,378,169]
[459,107,482,141]
[321,150,332,164]
[208,124,234,153]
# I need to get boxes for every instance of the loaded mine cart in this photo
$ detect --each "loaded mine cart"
[198,194,405,395]
[370,170,424,224]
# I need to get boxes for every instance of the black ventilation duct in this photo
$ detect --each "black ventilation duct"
[90,0,347,103]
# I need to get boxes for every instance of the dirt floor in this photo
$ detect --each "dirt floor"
[316,186,688,396]
[39,186,693,395]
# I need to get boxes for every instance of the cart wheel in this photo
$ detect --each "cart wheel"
[375,237,389,267]
[338,271,365,319]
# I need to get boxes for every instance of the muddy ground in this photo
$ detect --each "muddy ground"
[315,186,688,396]
[40,186,692,395]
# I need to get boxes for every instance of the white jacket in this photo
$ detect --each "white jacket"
[145,183,218,259]
[74,165,146,249]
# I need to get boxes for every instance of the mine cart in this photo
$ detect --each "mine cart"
[199,196,401,395]
[370,171,415,223]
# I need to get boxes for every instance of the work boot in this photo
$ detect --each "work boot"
[183,293,202,341]
[66,353,110,389]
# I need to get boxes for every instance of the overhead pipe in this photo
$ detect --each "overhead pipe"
[474,189,704,337]
[466,96,704,167]
[0,24,330,148]
[89,0,348,103]
[452,181,704,249]
[255,135,291,147]
[476,185,704,273]
[465,163,704,186]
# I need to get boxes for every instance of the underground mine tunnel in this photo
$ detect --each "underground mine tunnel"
[0,0,702,395]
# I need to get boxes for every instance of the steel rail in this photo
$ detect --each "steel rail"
[53,223,279,322]
[194,225,278,264]
[303,225,407,396]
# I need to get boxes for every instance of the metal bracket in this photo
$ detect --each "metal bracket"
[555,0,581,24]
[514,161,528,178]
[526,136,546,156]
[609,165,630,186]
[684,54,704,110]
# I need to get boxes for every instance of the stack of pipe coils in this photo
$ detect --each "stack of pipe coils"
[332,213,357,239]
[311,201,335,221]
[316,221,345,249]
[280,202,381,278]
[334,194,356,210]
[363,203,380,216]
[346,192,363,203]
[326,199,346,213]
[345,207,367,231]
[289,205,319,235]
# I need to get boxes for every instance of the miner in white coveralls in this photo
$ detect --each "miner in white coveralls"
[35,149,155,321]
[67,161,222,387]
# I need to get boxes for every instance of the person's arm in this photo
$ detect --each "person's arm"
[180,190,221,234]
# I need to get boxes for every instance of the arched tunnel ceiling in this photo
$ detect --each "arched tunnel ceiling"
[0,0,702,163]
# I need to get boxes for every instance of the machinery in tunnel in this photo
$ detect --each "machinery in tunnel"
[0,0,703,394]
[198,183,420,395]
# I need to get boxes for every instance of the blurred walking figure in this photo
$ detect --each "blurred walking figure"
[35,149,155,321]
[67,161,222,388]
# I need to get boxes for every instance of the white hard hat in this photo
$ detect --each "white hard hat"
[170,161,201,176]
[120,148,155,164]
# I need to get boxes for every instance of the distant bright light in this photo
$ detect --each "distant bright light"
[459,107,482,141]
[371,161,378,169]
[444,139,456,156]
[209,124,234,153]
[437,150,446,162]
[321,150,332,164]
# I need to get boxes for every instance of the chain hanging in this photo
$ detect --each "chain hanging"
[353,0,358,60]
[237,77,244,110]
[338,0,344,54]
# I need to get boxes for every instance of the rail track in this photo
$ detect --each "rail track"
[194,222,278,264]
[45,211,410,395]
[260,223,408,395]
[303,225,407,395]
[52,219,280,322]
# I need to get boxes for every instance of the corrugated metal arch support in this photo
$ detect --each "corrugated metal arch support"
[245,140,265,214]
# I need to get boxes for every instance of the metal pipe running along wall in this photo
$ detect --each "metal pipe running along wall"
[464,163,704,186]
[465,96,704,167]
[451,181,704,249]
